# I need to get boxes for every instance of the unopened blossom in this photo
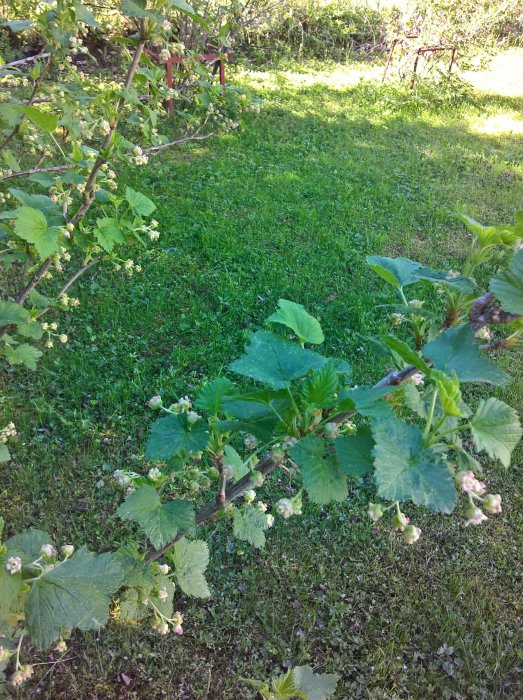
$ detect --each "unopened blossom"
[324,422,338,437]
[41,543,57,558]
[148,467,162,481]
[459,471,486,496]
[55,639,67,653]
[244,489,256,504]
[255,501,267,512]
[113,469,131,487]
[160,48,171,61]
[251,470,264,487]
[392,511,410,531]
[1,422,16,443]
[410,372,424,386]
[6,556,22,574]
[275,498,293,519]
[148,395,163,409]
[0,646,11,662]
[266,513,275,528]
[390,312,405,325]
[475,326,492,342]
[100,120,111,135]
[163,19,172,31]
[271,446,286,464]
[158,587,169,601]
[173,611,183,625]
[367,502,384,522]
[446,270,461,279]
[186,410,201,425]
[157,620,169,635]
[59,334,68,344]
[61,544,74,558]
[408,299,424,308]
[45,340,54,349]
[174,624,183,634]
[149,230,160,241]
[157,564,170,575]
[464,505,488,527]
[483,493,502,514]
[403,524,421,544]
[135,265,142,273]
[244,434,258,450]
[173,396,191,413]
[124,259,134,270]
[223,463,234,480]
[49,322,58,331]
[10,665,33,686]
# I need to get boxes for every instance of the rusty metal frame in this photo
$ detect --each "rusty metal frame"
[382,37,456,93]
[162,52,232,116]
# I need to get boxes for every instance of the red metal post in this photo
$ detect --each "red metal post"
[382,38,398,83]
[166,60,173,117]
[409,48,421,94]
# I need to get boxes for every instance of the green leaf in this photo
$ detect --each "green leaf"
[293,666,339,700]
[0,300,29,327]
[1,19,33,32]
[372,418,456,513]
[424,324,511,387]
[367,255,420,289]
[119,587,148,622]
[28,288,51,308]
[290,436,347,505]
[8,188,64,226]
[223,444,249,481]
[16,105,58,133]
[381,335,430,373]
[195,377,235,414]
[94,217,126,253]
[233,507,269,548]
[125,186,156,217]
[470,398,522,468]
[272,670,301,699]
[340,385,401,419]
[16,319,44,339]
[268,299,324,345]
[4,343,43,370]
[0,443,11,462]
[367,255,474,293]
[14,206,61,259]
[300,361,338,407]
[120,0,164,22]
[0,553,22,624]
[26,546,124,649]
[401,382,429,418]
[5,529,54,566]
[334,426,374,477]
[490,249,523,315]
[75,2,99,27]
[115,545,156,591]
[145,413,210,460]
[169,539,210,598]
[117,485,195,549]
[221,390,292,440]
[229,331,328,390]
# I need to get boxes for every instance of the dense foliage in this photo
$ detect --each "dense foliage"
[2,207,523,685]
[1,0,523,695]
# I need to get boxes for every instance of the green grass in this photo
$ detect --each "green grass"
[2,57,523,698]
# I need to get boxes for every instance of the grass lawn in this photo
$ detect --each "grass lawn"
[1,52,523,698]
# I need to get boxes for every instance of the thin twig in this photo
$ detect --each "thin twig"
[2,52,50,68]
[1,164,71,180]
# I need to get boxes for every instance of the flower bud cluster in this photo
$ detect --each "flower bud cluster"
[10,665,34,687]
[1,421,16,444]
[133,145,149,166]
